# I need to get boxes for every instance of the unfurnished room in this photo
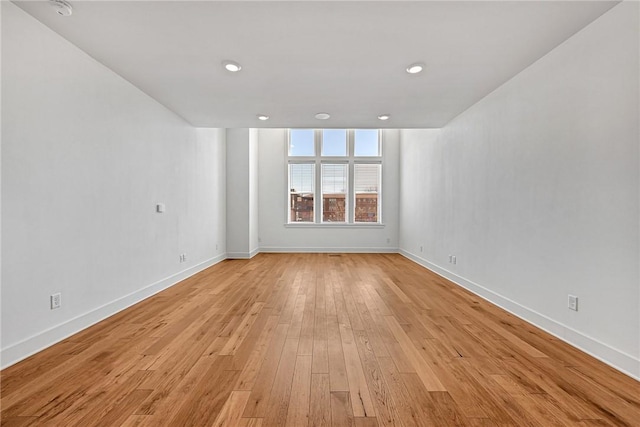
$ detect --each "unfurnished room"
[1,0,639,426]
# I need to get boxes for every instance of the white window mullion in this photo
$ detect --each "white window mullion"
[347,130,355,222]
[315,130,322,223]
[348,161,355,223]
[315,159,320,222]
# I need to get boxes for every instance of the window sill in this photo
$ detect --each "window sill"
[284,223,385,229]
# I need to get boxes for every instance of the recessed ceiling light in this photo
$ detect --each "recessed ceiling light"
[377,114,391,121]
[222,60,242,72]
[257,114,269,121]
[49,0,73,16]
[315,113,330,120]
[406,63,425,74]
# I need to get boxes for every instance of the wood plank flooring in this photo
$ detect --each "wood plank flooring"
[1,253,639,426]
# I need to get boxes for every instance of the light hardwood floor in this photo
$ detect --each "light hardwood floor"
[1,253,639,426]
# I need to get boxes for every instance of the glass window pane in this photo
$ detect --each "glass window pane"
[322,129,347,156]
[354,129,380,156]
[322,164,347,222]
[289,129,315,156]
[289,163,315,222]
[354,164,380,223]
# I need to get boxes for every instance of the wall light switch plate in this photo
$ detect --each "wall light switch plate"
[156,203,165,213]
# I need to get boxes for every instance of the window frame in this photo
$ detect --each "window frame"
[286,129,383,225]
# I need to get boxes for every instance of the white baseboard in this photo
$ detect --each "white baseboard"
[399,249,640,381]
[0,254,226,369]
[226,248,259,259]
[260,246,398,253]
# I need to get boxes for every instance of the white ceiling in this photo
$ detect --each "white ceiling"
[15,0,618,129]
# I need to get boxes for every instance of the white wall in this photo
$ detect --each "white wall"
[0,1,4,357]
[1,2,226,368]
[226,129,250,257]
[249,129,260,254]
[226,128,259,258]
[399,2,639,378]
[258,128,400,252]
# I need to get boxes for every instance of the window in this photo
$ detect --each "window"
[322,164,347,222]
[322,129,347,156]
[289,129,315,156]
[354,129,380,156]
[287,129,382,224]
[289,163,315,222]
[354,164,380,222]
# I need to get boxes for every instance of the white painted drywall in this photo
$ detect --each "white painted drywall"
[258,129,400,252]
[1,2,226,368]
[226,129,251,257]
[226,128,259,258]
[399,2,639,378]
[0,1,4,357]
[249,129,260,255]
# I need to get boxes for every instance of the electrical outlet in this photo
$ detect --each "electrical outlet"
[386,238,391,244]
[452,255,457,265]
[51,293,61,310]
[568,295,578,311]
[420,245,423,252]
